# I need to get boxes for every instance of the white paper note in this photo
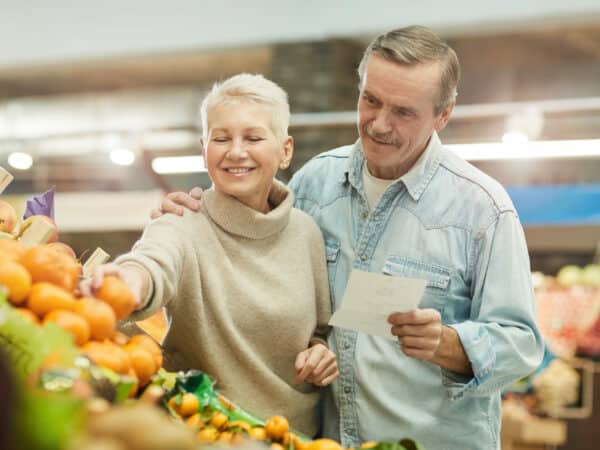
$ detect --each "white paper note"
[329,269,427,340]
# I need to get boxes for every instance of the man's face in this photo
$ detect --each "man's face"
[357,54,454,180]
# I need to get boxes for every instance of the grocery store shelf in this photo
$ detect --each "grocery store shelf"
[4,190,164,232]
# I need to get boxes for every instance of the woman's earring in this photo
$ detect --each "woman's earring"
[280,161,289,170]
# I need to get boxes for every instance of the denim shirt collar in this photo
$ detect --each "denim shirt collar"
[346,132,443,202]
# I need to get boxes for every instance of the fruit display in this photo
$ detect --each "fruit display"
[0,173,426,450]
[161,370,424,450]
[0,238,161,389]
[532,265,600,358]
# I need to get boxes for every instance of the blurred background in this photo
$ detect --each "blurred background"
[1,1,600,271]
[1,2,600,449]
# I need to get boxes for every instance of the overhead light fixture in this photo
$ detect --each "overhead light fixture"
[7,151,33,170]
[109,148,135,166]
[501,131,529,145]
[502,107,544,144]
[447,139,600,161]
[151,156,206,174]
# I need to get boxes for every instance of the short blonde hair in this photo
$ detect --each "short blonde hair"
[358,25,460,115]
[200,73,290,143]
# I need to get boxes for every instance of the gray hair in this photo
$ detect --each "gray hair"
[358,25,461,114]
[200,73,290,143]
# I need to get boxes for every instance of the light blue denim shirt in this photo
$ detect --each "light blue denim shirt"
[289,133,544,450]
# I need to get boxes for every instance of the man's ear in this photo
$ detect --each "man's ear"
[434,101,455,132]
[280,136,294,170]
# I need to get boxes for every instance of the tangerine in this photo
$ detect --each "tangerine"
[82,341,131,374]
[0,239,25,263]
[95,275,136,319]
[265,415,289,441]
[247,426,267,441]
[123,343,156,387]
[27,282,77,317]
[43,309,91,346]
[209,411,229,430]
[197,427,219,442]
[75,297,117,341]
[23,245,81,292]
[185,413,205,429]
[0,260,32,305]
[309,439,344,450]
[128,333,163,369]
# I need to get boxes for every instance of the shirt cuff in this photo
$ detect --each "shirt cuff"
[442,321,496,400]
[309,336,328,348]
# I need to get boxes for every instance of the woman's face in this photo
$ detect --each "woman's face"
[202,102,293,213]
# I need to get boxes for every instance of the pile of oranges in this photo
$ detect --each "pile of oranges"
[168,394,344,450]
[0,239,162,388]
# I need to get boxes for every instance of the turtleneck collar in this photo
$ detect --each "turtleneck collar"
[202,179,293,239]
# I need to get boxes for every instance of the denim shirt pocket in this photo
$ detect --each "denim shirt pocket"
[325,238,341,306]
[381,255,450,317]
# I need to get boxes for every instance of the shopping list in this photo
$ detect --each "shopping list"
[329,269,427,340]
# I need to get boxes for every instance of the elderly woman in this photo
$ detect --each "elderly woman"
[82,74,337,436]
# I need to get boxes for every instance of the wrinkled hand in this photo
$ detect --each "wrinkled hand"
[294,343,339,386]
[79,263,142,309]
[150,187,204,219]
[388,308,442,361]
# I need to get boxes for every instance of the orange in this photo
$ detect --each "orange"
[27,282,77,318]
[209,411,229,430]
[123,343,156,387]
[22,245,81,292]
[282,431,297,447]
[197,427,219,442]
[75,297,117,341]
[231,432,245,445]
[43,309,91,346]
[95,275,136,319]
[247,426,267,441]
[217,431,233,444]
[185,413,205,429]
[270,444,285,450]
[128,333,163,369]
[0,260,32,305]
[0,239,25,263]
[309,439,344,450]
[111,331,130,346]
[82,341,131,375]
[265,415,289,441]
[14,307,40,325]
[167,392,200,418]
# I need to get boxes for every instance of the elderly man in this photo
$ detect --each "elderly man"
[155,25,543,450]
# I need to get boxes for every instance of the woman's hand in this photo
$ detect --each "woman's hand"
[79,263,144,310]
[294,343,339,387]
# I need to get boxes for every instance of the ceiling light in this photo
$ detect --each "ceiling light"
[109,148,135,166]
[502,131,529,145]
[151,156,206,174]
[447,139,600,161]
[7,151,33,170]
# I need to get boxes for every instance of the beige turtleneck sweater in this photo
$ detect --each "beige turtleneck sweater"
[116,181,331,436]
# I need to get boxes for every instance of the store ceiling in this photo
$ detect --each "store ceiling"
[1,21,600,193]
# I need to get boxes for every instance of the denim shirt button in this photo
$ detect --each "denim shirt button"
[344,342,351,349]
[344,386,351,394]
[359,254,367,261]
[361,211,368,219]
